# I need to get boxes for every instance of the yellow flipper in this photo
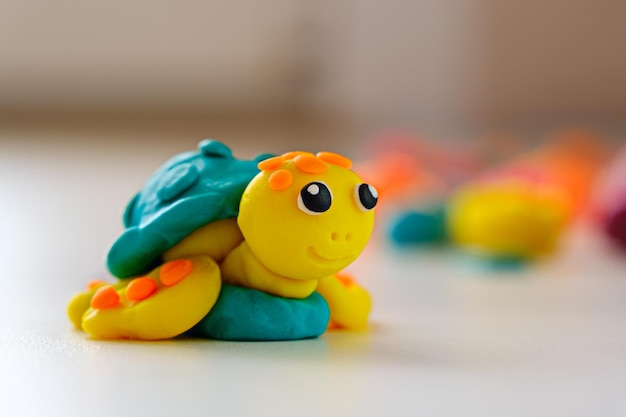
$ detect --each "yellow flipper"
[68,256,221,340]
[316,272,371,330]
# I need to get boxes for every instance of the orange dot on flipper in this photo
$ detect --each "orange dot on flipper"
[258,156,285,171]
[327,320,341,330]
[87,279,107,291]
[90,285,120,309]
[316,152,352,169]
[160,259,193,287]
[294,155,327,174]
[126,277,157,301]
[336,272,356,287]
[268,169,293,190]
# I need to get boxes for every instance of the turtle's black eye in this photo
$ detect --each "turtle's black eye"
[298,182,332,215]
[355,183,378,211]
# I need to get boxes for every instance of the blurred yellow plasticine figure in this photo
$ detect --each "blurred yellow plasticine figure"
[447,180,571,259]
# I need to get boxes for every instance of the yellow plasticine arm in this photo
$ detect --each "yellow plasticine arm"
[221,241,319,299]
[162,218,244,263]
[316,272,371,330]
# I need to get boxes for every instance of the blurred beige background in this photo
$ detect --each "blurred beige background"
[2,4,626,416]
[1,0,625,139]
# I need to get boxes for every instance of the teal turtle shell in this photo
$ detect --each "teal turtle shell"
[107,140,273,278]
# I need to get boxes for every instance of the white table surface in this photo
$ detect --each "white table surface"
[1,128,625,417]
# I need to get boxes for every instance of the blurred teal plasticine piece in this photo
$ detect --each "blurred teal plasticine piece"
[388,205,448,245]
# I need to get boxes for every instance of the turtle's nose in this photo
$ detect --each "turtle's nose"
[331,232,352,242]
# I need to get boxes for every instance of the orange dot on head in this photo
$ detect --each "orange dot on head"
[90,285,120,309]
[160,259,193,287]
[294,155,327,174]
[316,152,352,169]
[283,151,313,160]
[268,169,293,190]
[126,277,157,301]
[87,279,107,291]
[258,156,285,171]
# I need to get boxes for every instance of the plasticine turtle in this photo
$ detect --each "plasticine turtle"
[68,140,378,341]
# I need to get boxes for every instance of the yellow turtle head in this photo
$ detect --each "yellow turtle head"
[238,151,377,280]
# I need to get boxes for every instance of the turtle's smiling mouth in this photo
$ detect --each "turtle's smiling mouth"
[307,247,354,265]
